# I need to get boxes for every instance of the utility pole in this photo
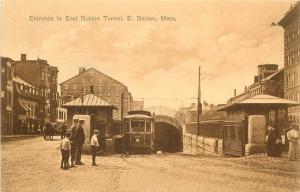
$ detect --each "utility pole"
[120,92,124,135]
[197,65,202,136]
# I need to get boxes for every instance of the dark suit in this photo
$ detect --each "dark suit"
[75,124,85,163]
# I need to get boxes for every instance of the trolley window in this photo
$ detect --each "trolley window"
[146,121,151,132]
[131,120,145,132]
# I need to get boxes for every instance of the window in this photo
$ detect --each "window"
[116,92,119,97]
[98,86,102,91]
[73,85,77,90]
[41,71,45,80]
[64,85,68,90]
[107,93,111,97]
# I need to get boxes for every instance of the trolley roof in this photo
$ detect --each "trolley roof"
[127,110,152,117]
[124,114,154,119]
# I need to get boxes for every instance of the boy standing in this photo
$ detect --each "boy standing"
[60,132,71,170]
[91,129,100,166]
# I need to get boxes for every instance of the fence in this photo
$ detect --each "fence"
[185,120,223,138]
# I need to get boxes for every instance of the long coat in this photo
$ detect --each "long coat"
[287,129,300,161]
[76,125,85,145]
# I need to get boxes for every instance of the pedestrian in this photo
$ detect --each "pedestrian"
[287,123,300,161]
[43,123,47,140]
[70,118,78,167]
[60,131,71,170]
[274,130,282,157]
[75,119,85,165]
[61,123,67,140]
[265,125,276,157]
[91,129,100,166]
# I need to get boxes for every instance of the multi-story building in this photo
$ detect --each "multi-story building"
[1,57,14,135]
[14,54,59,124]
[60,67,133,120]
[278,2,300,122]
[13,75,40,134]
[228,64,284,104]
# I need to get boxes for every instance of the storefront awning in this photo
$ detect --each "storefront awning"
[18,101,31,112]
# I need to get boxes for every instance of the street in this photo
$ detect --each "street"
[1,136,300,192]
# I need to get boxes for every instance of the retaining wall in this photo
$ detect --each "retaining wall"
[183,133,223,155]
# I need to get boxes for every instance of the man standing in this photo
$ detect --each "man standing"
[91,129,100,166]
[70,118,78,167]
[75,119,85,165]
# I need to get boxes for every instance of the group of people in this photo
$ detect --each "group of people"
[265,122,300,160]
[59,118,100,170]
[43,122,55,141]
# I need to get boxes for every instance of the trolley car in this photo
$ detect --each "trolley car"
[123,110,155,153]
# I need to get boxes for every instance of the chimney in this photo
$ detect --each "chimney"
[21,54,26,61]
[234,89,237,97]
[79,67,85,74]
[244,86,247,92]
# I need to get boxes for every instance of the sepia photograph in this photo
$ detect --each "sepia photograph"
[0,0,300,191]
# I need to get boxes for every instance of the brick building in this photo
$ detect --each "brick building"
[13,75,40,134]
[228,64,284,104]
[60,67,133,120]
[278,2,300,122]
[1,57,14,135]
[14,54,59,124]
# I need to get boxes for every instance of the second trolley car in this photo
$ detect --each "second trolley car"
[124,110,155,153]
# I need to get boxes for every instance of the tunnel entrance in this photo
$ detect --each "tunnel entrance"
[154,122,181,153]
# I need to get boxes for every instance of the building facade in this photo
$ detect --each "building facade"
[278,2,300,122]
[1,57,14,135]
[56,97,68,124]
[14,54,59,124]
[60,67,133,120]
[228,64,284,104]
[13,76,40,134]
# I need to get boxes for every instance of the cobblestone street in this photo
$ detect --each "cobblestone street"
[1,136,300,192]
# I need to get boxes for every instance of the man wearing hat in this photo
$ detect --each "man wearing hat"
[70,118,78,167]
[75,119,85,165]
[91,129,100,166]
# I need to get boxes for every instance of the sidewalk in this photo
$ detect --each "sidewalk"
[1,135,41,143]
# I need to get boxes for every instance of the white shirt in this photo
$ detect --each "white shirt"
[91,134,99,147]
[61,138,71,150]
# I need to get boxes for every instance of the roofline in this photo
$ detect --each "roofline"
[218,103,300,112]
[228,68,284,101]
[278,2,300,27]
[63,105,118,110]
[59,67,128,89]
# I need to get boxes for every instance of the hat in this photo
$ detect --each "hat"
[94,129,100,133]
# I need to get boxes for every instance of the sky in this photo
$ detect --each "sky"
[0,0,294,109]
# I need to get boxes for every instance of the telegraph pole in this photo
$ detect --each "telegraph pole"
[120,92,124,135]
[197,65,201,136]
